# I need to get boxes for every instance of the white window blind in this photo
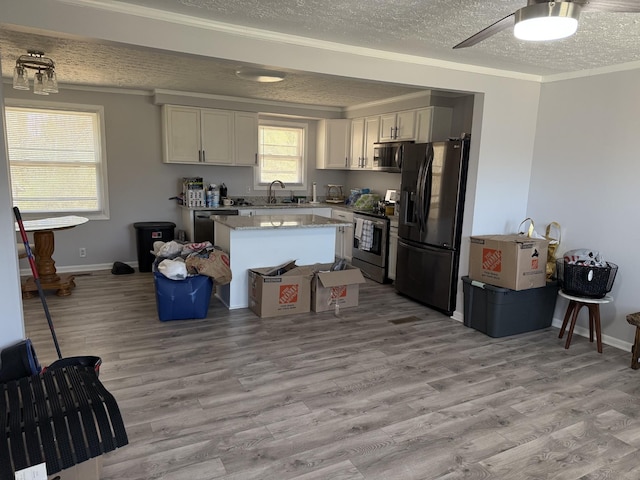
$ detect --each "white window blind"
[258,124,305,185]
[5,104,108,217]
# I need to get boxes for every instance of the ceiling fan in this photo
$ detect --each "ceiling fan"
[453,0,640,49]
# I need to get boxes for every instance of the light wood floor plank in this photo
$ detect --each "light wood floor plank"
[18,269,640,479]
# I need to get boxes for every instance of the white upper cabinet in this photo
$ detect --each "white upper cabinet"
[234,112,259,166]
[364,116,380,166]
[379,110,416,142]
[200,109,234,164]
[162,106,201,163]
[349,118,365,169]
[316,119,350,169]
[415,106,453,143]
[162,105,257,165]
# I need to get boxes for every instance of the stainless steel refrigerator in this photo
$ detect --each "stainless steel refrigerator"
[395,137,470,315]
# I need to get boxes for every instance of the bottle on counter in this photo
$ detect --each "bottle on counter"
[220,183,227,199]
[206,187,214,208]
[210,184,220,208]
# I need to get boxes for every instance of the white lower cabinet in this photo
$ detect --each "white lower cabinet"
[331,209,354,261]
[388,223,399,281]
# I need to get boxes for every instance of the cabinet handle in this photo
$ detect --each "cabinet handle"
[198,150,202,162]
[202,150,206,162]
[390,127,394,138]
[255,153,258,165]
[345,157,348,168]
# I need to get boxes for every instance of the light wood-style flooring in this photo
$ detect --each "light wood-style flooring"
[21,270,640,480]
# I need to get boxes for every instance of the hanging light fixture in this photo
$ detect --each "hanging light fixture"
[513,2,581,42]
[13,50,58,95]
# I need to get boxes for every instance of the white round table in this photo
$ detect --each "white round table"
[558,290,613,353]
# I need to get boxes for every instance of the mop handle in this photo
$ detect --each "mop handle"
[13,207,40,280]
[13,207,63,359]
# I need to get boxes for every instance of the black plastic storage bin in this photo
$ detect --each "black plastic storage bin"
[462,276,558,338]
[133,222,176,272]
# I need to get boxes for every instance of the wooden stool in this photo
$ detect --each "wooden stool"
[558,290,613,353]
[626,312,640,369]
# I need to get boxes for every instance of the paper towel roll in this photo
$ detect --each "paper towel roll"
[312,183,317,203]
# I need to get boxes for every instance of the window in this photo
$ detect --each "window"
[257,120,306,189]
[5,101,109,219]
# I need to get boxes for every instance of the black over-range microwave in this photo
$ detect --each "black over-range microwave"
[372,141,413,172]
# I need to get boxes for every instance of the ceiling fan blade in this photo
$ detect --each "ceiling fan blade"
[453,13,515,49]
[572,0,640,12]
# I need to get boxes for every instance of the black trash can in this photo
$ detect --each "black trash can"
[133,222,176,272]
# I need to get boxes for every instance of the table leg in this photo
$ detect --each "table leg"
[631,327,640,369]
[590,304,603,354]
[33,229,59,283]
[21,229,76,298]
[559,300,576,339]
[565,303,584,350]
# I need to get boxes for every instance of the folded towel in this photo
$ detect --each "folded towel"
[360,220,374,251]
[355,217,364,240]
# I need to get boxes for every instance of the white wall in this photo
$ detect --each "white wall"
[0,61,26,349]
[527,68,640,347]
[3,0,543,341]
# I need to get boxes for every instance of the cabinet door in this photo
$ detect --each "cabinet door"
[317,119,350,169]
[415,107,453,143]
[201,109,234,165]
[379,114,397,142]
[395,110,416,141]
[349,118,365,169]
[331,209,354,261]
[235,112,258,165]
[363,116,379,169]
[162,105,201,163]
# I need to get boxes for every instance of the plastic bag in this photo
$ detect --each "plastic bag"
[517,218,545,239]
[545,222,561,280]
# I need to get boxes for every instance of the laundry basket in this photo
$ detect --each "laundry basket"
[556,259,618,298]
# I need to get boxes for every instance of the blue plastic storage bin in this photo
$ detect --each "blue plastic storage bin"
[153,272,213,321]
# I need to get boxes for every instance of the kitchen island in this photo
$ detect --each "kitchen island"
[213,213,351,309]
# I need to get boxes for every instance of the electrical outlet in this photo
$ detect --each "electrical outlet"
[246,186,251,193]
[79,247,87,258]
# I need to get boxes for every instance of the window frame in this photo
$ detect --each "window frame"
[254,118,308,191]
[4,98,110,220]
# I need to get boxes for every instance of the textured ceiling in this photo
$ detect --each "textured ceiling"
[1,0,639,107]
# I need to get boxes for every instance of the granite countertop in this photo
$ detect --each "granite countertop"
[180,203,333,211]
[212,214,351,230]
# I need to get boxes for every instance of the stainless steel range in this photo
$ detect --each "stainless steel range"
[351,211,390,283]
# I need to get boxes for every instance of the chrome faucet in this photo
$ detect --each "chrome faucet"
[267,180,286,204]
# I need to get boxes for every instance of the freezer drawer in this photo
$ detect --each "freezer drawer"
[395,239,457,315]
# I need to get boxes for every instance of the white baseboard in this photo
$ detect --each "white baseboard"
[20,261,138,277]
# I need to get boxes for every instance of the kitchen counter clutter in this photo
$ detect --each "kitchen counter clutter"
[213,213,350,230]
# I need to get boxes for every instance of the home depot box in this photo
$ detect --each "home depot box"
[469,234,549,291]
[311,264,366,312]
[248,261,312,318]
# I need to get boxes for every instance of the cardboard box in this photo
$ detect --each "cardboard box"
[248,261,313,318]
[468,234,548,291]
[311,264,366,312]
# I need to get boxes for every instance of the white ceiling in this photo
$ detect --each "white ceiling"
[1,0,639,107]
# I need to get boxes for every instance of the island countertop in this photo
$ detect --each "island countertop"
[212,213,351,230]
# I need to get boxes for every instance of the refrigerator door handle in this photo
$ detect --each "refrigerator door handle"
[422,144,434,228]
[416,151,427,232]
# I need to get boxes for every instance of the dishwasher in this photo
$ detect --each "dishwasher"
[193,209,238,243]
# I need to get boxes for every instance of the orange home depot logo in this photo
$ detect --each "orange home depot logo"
[531,258,539,269]
[279,284,299,304]
[330,285,347,299]
[482,248,502,272]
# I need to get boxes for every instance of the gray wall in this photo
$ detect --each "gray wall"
[527,68,640,348]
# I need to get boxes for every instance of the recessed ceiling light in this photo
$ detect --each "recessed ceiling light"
[235,68,286,83]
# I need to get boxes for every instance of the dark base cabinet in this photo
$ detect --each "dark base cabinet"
[462,276,558,338]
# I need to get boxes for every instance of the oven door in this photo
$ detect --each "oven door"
[352,215,388,267]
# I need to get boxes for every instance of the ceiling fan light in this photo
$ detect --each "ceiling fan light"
[514,2,581,41]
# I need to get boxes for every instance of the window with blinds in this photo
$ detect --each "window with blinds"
[5,104,109,218]
[257,122,306,186]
